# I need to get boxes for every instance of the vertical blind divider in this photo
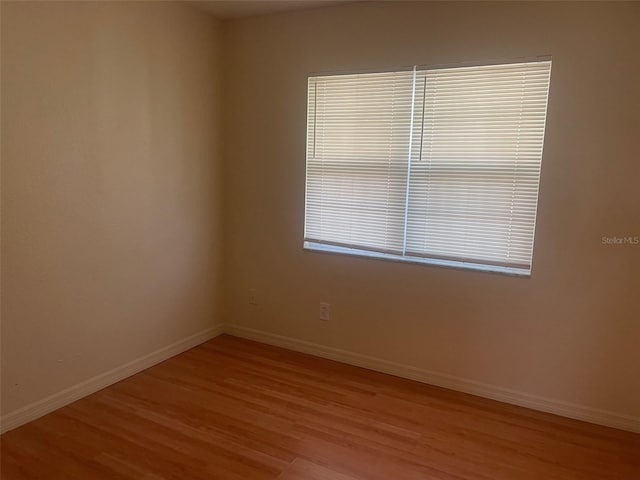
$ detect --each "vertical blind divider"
[401,66,418,255]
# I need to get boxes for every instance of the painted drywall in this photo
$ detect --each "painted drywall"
[1,1,223,416]
[221,1,640,420]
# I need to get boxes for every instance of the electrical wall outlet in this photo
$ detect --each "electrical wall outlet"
[319,302,330,321]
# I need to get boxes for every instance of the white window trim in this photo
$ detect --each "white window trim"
[304,241,531,277]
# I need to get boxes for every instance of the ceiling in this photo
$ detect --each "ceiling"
[189,1,353,19]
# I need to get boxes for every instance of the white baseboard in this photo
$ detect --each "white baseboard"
[0,324,225,434]
[225,324,640,434]
[4,323,638,435]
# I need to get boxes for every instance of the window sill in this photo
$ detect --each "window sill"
[303,241,531,277]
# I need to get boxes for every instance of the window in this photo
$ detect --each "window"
[304,59,552,276]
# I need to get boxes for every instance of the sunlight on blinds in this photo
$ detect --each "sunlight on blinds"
[305,70,416,254]
[305,60,552,275]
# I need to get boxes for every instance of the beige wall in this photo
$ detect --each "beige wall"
[1,1,223,415]
[222,2,640,419]
[1,0,638,427]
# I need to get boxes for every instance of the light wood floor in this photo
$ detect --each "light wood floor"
[1,335,638,480]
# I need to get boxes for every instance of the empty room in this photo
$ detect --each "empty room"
[1,0,639,478]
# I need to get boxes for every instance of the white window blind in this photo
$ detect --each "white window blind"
[305,70,416,254]
[304,60,552,275]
